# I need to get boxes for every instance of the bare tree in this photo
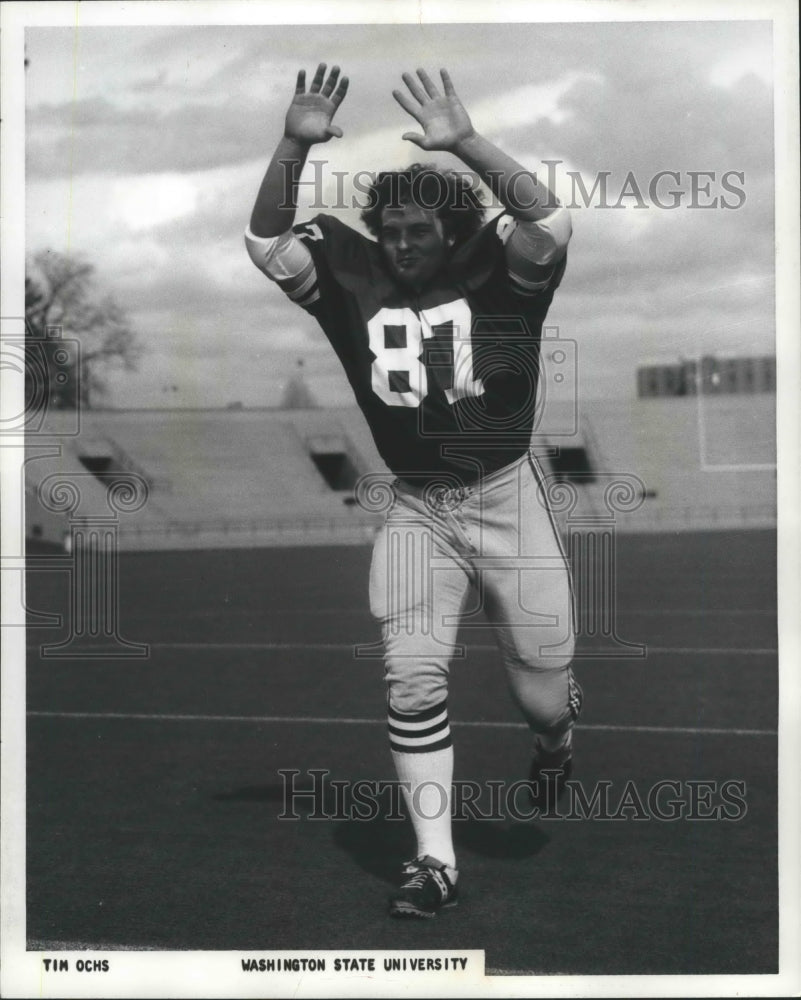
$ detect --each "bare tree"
[26,250,140,409]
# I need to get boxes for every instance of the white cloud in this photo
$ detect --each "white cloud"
[709,45,773,88]
[109,173,199,231]
[471,71,605,131]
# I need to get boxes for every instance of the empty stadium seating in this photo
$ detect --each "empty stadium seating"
[24,391,776,551]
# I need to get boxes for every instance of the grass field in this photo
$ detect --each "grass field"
[24,529,777,974]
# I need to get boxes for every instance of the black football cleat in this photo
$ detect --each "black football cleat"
[389,855,458,918]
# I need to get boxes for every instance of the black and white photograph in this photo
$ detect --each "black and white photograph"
[1,1,799,996]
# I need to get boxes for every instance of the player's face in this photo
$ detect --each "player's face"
[379,203,449,291]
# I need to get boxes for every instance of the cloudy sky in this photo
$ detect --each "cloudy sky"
[22,10,776,409]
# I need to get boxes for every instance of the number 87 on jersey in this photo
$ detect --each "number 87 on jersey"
[367,299,484,409]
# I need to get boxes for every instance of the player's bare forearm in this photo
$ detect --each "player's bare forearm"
[249,64,349,238]
[453,131,559,222]
[394,68,558,221]
[249,136,311,238]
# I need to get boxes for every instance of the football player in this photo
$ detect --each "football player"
[246,64,581,917]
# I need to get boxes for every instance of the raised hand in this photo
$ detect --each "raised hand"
[284,63,349,145]
[392,68,475,151]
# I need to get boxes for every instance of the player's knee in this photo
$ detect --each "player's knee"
[385,660,448,716]
[499,602,575,672]
[388,687,445,716]
[505,662,583,734]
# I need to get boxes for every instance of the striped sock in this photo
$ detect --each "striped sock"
[387,700,452,754]
[388,700,455,869]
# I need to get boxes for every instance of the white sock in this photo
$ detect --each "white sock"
[391,746,456,870]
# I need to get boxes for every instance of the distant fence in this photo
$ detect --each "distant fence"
[108,502,778,551]
[621,502,776,530]
[117,513,384,549]
[33,502,777,554]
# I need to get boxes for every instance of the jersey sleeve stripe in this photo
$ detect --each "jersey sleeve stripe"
[295,285,321,308]
[278,276,320,308]
[508,265,555,294]
[245,226,322,308]
[244,227,317,282]
[275,261,316,298]
[499,206,572,293]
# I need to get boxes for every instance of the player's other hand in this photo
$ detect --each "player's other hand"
[393,68,475,151]
[284,63,349,145]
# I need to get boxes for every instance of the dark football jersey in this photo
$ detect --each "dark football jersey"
[293,213,567,488]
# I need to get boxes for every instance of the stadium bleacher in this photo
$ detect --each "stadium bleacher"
[24,388,776,551]
[572,394,776,529]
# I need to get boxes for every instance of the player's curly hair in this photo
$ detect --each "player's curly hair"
[360,163,485,247]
